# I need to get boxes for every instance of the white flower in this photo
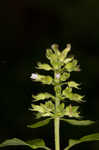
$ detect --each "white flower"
[55,73,60,79]
[30,73,38,79]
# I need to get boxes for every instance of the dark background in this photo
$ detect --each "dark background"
[0,0,99,150]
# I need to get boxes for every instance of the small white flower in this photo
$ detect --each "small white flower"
[30,73,38,79]
[55,73,60,79]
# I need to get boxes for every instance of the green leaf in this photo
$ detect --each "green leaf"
[60,72,70,82]
[62,87,72,95]
[31,73,53,85]
[27,118,51,128]
[31,101,55,117]
[68,81,80,89]
[46,48,54,60]
[70,93,84,102]
[44,101,55,111]
[61,118,95,126]
[31,104,46,113]
[26,139,50,149]
[0,138,50,150]
[62,87,84,103]
[0,138,27,147]
[64,133,99,150]
[64,105,80,118]
[65,59,80,72]
[60,44,71,62]
[36,62,52,71]
[51,44,61,56]
[40,75,53,85]
[32,93,54,101]
[64,57,74,64]
[57,103,65,112]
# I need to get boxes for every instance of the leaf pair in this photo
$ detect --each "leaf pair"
[27,115,94,129]
[1,133,99,150]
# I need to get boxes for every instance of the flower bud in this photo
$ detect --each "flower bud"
[30,73,38,79]
[55,73,60,79]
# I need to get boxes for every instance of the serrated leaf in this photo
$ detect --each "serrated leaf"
[32,93,54,101]
[0,138,50,150]
[64,133,99,150]
[27,118,51,128]
[61,118,95,126]
[36,62,52,71]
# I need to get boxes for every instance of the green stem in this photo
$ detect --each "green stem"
[54,91,60,150]
[54,71,61,150]
[54,117,60,150]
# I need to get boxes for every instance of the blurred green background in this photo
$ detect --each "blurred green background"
[0,0,99,149]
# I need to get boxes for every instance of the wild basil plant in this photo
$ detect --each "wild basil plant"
[0,44,99,150]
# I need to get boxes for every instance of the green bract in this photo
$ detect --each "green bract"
[32,93,55,101]
[36,62,52,71]
[0,43,98,150]
[68,81,80,89]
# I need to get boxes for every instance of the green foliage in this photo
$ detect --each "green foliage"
[60,72,70,82]
[36,62,52,71]
[62,87,84,102]
[32,93,55,101]
[0,138,26,147]
[61,118,95,126]
[64,59,80,72]
[27,118,51,128]
[68,81,80,89]
[31,101,55,117]
[64,133,99,150]
[64,105,80,118]
[0,138,50,150]
[31,73,53,85]
[0,43,98,150]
